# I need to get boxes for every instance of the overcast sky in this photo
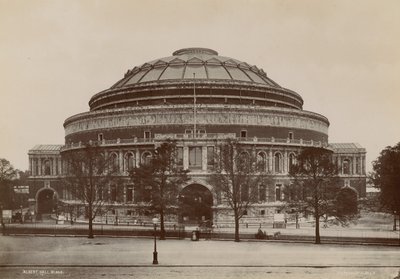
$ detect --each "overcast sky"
[1,0,399,172]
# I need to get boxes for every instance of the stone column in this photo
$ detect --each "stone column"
[337,156,342,175]
[38,157,42,176]
[352,156,357,175]
[284,151,288,174]
[135,149,140,167]
[52,157,57,176]
[202,146,207,171]
[119,150,124,173]
[268,150,273,173]
[58,158,62,175]
[29,158,33,176]
[183,146,189,170]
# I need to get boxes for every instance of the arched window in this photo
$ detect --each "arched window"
[124,152,135,172]
[342,159,350,175]
[109,153,119,172]
[288,153,296,173]
[257,152,266,172]
[44,160,51,176]
[274,152,282,173]
[141,151,152,165]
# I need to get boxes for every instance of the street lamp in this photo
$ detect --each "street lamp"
[20,205,23,224]
[152,217,159,265]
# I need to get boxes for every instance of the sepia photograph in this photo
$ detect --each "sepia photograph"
[0,1,399,278]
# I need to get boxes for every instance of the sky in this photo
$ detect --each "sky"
[0,0,399,172]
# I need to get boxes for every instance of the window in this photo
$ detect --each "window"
[207,146,215,167]
[141,151,152,165]
[110,153,119,171]
[125,153,135,172]
[97,187,104,200]
[126,185,133,202]
[189,147,202,168]
[260,210,265,215]
[288,153,295,173]
[355,157,360,174]
[275,184,282,201]
[144,130,151,139]
[274,153,282,173]
[343,159,350,175]
[185,129,193,134]
[240,130,247,138]
[98,133,103,141]
[259,184,266,202]
[257,152,266,172]
[44,160,51,176]
[110,185,117,202]
[240,184,249,202]
[176,147,183,166]
[288,132,294,140]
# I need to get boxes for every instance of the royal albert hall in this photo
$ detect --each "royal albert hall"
[27,48,367,225]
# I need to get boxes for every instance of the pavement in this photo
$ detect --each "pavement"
[0,236,399,279]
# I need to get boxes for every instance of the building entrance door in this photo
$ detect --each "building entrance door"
[179,184,213,225]
[37,188,57,214]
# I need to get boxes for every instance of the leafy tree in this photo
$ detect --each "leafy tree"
[0,158,18,209]
[370,142,400,230]
[208,139,269,242]
[287,147,340,244]
[130,141,189,240]
[62,144,119,238]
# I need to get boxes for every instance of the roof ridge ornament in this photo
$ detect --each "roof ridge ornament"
[173,48,218,56]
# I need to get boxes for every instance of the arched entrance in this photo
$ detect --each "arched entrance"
[36,188,57,214]
[179,184,213,225]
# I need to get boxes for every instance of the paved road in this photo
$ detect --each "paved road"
[0,236,399,278]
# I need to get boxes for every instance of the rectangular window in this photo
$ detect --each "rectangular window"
[259,184,266,202]
[288,132,293,140]
[189,147,202,168]
[207,146,214,166]
[176,147,183,166]
[185,129,193,134]
[144,131,151,139]
[98,133,103,141]
[240,130,247,138]
[275,184,282,201]
[126,186,133,202]
[110,185,117,202]
[260,210,265,215]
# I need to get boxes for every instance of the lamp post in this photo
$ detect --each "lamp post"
[152,217,159,265]
[20,205,23,224]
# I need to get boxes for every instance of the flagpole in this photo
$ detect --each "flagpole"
[193,73,196,137]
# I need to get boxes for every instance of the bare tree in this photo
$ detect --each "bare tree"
[62,144,119,238]
[209,139,269,242]
[287,147,339,244]
[130,141,189,240]
[0,158,18,209]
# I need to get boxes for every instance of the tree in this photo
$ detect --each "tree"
[62,144,119,238]
[0,158,18,209]
[208,139,269,242]
[370,142,400,231]
[130,141,189,240]
[287,147,340,244]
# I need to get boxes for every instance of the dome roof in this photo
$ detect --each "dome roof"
[110,48,281,88]
[89,48,304,111]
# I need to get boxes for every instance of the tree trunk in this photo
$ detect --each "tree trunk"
[160,208,166,240]
[234,212,240,242]
[88,205,94,239]
[315,214,320,244]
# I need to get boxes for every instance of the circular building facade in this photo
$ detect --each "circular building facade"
[61,48,330,225]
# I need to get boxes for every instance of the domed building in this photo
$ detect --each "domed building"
[27,48,366,225]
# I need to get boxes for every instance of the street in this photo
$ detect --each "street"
[0,235,399,278]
